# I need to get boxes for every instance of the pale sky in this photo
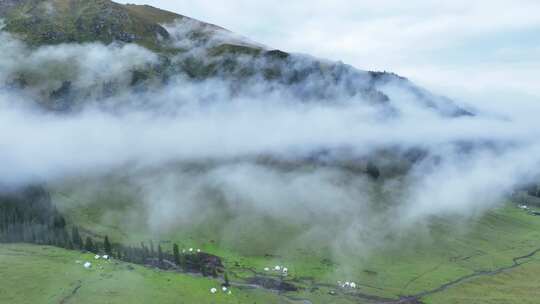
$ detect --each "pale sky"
[119,0,540,106]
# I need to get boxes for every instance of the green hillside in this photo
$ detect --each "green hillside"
[48,178,540,303]
[1,0,176,50]
[0,244,287,304]
[3,200,540,303]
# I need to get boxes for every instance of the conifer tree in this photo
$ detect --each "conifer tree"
[173,243,180,265]
[224,272,230,287]
[149,240,155,257]
[71,226,83,249]
[104,235,112,256]
[84,236,95,253]
[158,244,163,267]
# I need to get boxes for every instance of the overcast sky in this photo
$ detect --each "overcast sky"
[118,0,540,106]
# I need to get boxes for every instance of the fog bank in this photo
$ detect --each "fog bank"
[1,29,539,256]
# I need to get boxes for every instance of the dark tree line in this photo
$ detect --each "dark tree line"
[112,241,223,277]
[0,185,224,277]
[0,186,70,247]
[527,184,540,198]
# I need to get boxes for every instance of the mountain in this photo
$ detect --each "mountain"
[0,0,469,116]
[1,0,179,49]
[0,0,229,51]
[3,3,540,304]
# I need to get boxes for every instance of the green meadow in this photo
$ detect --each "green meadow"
[34,183,540,303]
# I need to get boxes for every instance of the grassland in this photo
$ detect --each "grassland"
[2,186,540,304]
[0,244,290,304]
[47,180,540,303]
[3,204,540,304]
[424,259,540,304]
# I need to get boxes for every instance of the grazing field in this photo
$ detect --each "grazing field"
[0,244,287,304]
[48,182,540,303]
[423,260,540,304]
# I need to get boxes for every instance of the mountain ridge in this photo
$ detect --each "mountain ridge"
[0,0,470,117]
[0,0,238,51]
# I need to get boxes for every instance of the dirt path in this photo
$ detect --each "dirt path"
[231,245,540,304]
[381,245,540,303]
[58,280,82,304]
[402,262,444,290]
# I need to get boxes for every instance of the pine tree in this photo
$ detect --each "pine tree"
[60,229,70,248]
[173,243,180,265]
[84,236,95,253]
[104,235,112,256]
[224,272,230,287]
[140,242,149,259]
[71,226,83,249]
[158,244,163,267]
[149,240,155,257]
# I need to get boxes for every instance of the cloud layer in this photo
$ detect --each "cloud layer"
[117,0,540,103]
[0,21,539,257]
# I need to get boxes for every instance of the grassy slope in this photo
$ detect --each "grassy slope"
[2,0,175,50]
[52,181,540,303]
[358,206,540,296]
[425,259,540,304]
[123,4,184,24]
[2,0,243,54]
[0,244,286,304]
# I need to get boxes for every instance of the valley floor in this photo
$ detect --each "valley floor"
[2,240,540,304]
[0,244,286,304]
[3,203,540,303]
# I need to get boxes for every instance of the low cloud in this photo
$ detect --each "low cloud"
[117,0,540,105]
[0,29,539,258]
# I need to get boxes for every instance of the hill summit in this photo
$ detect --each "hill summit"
[0,0,469,116]
[0,0,215,50]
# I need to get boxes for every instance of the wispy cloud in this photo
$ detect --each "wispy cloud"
[1,6,539,257]
[117,0,540,101]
